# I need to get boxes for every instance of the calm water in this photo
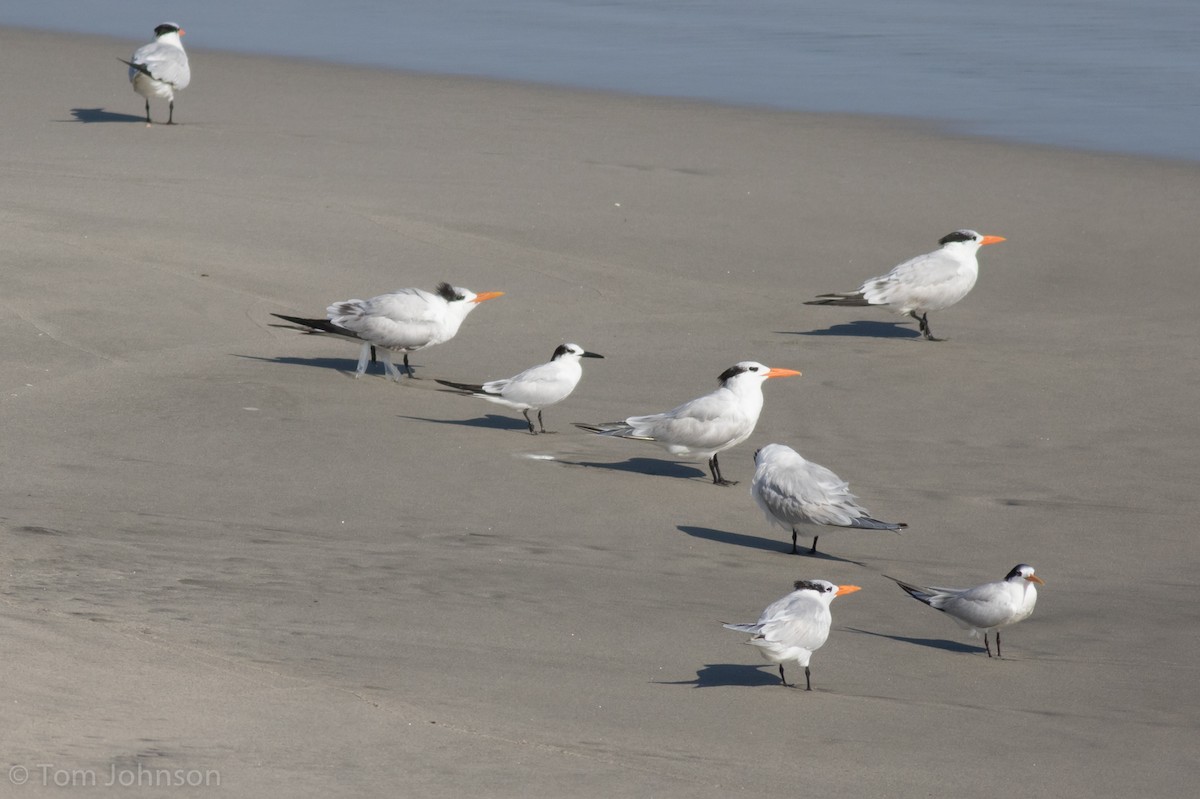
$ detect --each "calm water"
[7,0,1200,161]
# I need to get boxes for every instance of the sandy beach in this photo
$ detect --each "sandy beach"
[2,26,1199,797]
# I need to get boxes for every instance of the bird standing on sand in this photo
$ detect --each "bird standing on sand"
[751,443,906,555]
[120,22,190,125]
[805,229,1005,340]
[271,283,504,380]
[886,564,1045,657]
[724,579,861,690]
[436,343,604,434]
[574,361,801,486]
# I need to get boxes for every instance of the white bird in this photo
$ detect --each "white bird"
[271,282,504,380]
[574,361,801,486]
[886,564,1045,658]
[805,229,1006,340]
[435,343,604,434]
[119,22,191,125]
[724,579,861,690]
[751,443,906,555]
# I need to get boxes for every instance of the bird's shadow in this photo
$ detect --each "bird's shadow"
[557,457,708,481]
[657,663,782,688]
[68,107,147,124]
[780,320,919,339]
[234,353,407,378]
[396,413,531,432]
[843,627,980,654]
[677,525,867,565]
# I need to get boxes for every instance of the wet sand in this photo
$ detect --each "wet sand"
[2,26,1198,797]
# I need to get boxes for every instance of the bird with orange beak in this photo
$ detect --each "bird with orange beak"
[724,580,862,690]
[805,229,1006,340]
[575,361,802,486]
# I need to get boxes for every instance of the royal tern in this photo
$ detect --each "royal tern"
[574,362,801,486]
[886,564,1045,657]
[119,22,190,125]
[724,580,861,690]
[435,343,604,434]
[805,229,1005,340]
[751,443,906,555]
[271,282,503,380]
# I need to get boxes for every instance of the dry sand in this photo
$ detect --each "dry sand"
[2,26,1199,798]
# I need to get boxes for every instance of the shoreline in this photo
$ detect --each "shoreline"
[6,22,1199,165]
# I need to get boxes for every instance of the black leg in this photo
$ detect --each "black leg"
[778,665,788,686]
[804,666,812,692]
[996,631,1002,659]
[403,353,418,378]
[791,528,799,555]
[522,410,537,435]
[167,99,175,125]
[910,310,942,341]
[984,633,993,658]
[144,99,151,124]
[709,454,737,486]
[811,536,820,555]
[370,346,378,364]
[537,410,553,434]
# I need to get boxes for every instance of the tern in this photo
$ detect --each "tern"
[574,362,801,486]
[805,229,1005,340]
[724,580,861,690]
[751,443,906,555]
[271,282,503,380]
[119,22,191,125]
[435,343,604,434]
[886,564,1045,658]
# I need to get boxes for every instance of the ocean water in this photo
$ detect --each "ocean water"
[6,0,1200,162]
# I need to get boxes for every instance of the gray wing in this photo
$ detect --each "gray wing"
[130,42,191,88]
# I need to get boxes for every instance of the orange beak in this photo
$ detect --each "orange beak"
[835,584,862,596]
[765,367,802,379]
[1027,574,1046,585]
[471,291,505,303]
[980,235,1006,246]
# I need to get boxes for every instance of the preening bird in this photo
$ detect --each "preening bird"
[436,343,604,434]
[574,361,801,486]
[886,564,1045,658]
[120,22,191,125]
[723,579,861,690]
[271,282,503,380]
[751,443,906,555]
[805,229,1005,340]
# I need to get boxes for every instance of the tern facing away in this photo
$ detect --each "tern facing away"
[120,22,191,125]
[724,580,861,690]
[435,343,604,434]
[271,283,503,381]
[751,443,906,555]
[805,229,1005,340]
[886,564,1045,658]
[574,362,801,486]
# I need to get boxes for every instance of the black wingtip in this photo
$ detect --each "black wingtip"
[434,379,485,394]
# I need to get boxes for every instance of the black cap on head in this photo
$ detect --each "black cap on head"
[154,23,182,37]
[938,230,978,246]
[435,282,466,302]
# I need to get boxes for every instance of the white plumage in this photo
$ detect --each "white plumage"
[887,564,1045,657]
[724,579,861,690]
[121,22,191,125]
[271,282,503,380]
[575,361,801,486]
[436,343,603,434]
[751,443,906,555]
[806,229,1005,340]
